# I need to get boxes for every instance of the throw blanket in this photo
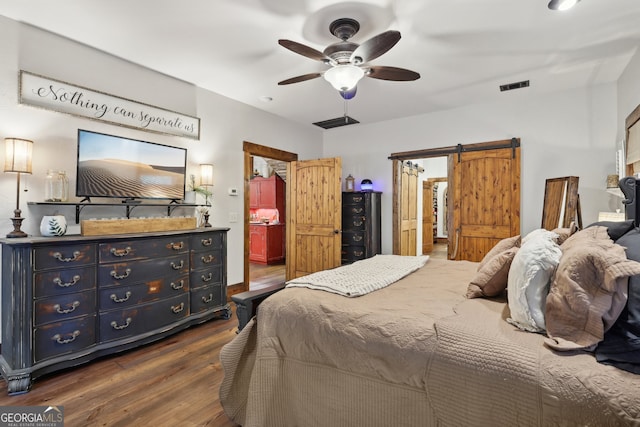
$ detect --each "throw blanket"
[286,254,429,297]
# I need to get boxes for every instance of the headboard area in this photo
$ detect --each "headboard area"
[620,176,640,226]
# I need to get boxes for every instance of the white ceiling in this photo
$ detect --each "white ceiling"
[1,0,640,128]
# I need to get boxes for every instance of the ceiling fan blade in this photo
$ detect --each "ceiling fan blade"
[278,72,323,85]
[278,39,330,63]
[367,66,420,81]
[350,31,401,64]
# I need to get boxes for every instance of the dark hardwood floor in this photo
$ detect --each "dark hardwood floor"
[249,261,285,291]
[0,311,240,427]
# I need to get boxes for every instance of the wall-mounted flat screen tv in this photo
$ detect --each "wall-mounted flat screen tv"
[76,129,187,201]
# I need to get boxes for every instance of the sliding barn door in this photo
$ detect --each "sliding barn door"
[449,143,520,261]
[422,180,434,254]
[286,157,342,280]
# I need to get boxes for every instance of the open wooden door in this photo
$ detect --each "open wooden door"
[422,180,434,254]
[394,161,420,255]
[449,140,520,261]
[286,157,342,280]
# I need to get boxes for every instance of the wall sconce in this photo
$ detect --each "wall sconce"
[4,138,33,238]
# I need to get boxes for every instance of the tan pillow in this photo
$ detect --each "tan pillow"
[467,246,518,298]
[551,221,578,245]
[477,235,521,271]
[467,235,521,298]
[545,226,640,351]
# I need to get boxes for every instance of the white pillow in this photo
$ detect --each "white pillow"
[507,229,562,332]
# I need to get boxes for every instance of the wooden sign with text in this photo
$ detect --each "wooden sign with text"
[19,71,200,140]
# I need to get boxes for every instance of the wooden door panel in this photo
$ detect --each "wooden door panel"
[451,143,520,262]
[399,162,419,256]
[422,181,434,254]
[286,158,342,280]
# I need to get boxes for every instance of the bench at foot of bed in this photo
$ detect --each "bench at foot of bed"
[231,283,286,332]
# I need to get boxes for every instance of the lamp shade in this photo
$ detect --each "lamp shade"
[548,0,580,10]
[324,65,365,92]
[4,138,33,174]
[200,163,213,186]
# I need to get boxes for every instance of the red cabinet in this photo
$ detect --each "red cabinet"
[249,224,284,264]
[249,175,285,222]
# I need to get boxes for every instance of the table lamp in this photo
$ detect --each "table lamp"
[4,138,33,238]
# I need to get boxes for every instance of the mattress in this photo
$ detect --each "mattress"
[220,258,640,426]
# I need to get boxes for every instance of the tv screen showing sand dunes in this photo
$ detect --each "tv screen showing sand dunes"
[76,129,187,200]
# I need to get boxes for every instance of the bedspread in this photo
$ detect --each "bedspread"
[220,258,640,426]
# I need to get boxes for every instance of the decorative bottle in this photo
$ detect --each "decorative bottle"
[57,171,69,202]
[44,170,56,202]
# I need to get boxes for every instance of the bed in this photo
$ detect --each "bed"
[219,180,640,427]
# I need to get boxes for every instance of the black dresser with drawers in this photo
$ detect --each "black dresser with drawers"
[0,228,230,395]
[342,191,382,264]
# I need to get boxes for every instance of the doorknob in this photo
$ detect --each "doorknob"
[334,229,341,234]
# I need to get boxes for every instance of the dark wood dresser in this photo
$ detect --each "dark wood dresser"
[342,191,382,264]
[0,228,230,395]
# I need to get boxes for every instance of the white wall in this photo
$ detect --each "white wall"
[0,17,323,292]
[323,83,623,254]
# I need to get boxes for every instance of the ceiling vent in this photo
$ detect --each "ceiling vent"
[500,80,530,92]
[313,116,360,129]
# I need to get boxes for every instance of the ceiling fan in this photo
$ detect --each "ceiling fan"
[278,18,420,99]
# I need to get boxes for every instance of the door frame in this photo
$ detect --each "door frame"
[389,139,520,257]
[240,141,297,295]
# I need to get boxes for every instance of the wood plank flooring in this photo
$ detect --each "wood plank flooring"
[249,261,285,291]
[0,312,240,427]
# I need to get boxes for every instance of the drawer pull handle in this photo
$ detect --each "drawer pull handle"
[171,302,185,313]
[110,247,131,257]
[52,330,80,344]
[202,293,213,303]
[170,242,184,250]
[110,291,132,303]
[354,251,364,256]
[201,273,213,282]
[353,197,363,202]
[52,251,81,263]
[352,208,363,214]
[353,221,363,227]
[170,260,184,270]
[201,238,213,247]
[110,268,131,280]
[352,235,363,242]
[171,280,185,290]
[54,301,80,314]
[110,318,132,330]
[201,254,215,264]
[53,275,81,288]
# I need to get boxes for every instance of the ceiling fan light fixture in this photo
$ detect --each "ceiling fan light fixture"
[548,0,580,11]
[324,65,364,92]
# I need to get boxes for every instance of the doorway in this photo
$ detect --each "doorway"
[390,138,521,261]
[242,141,298,295]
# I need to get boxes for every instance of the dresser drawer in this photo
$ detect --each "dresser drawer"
[342,246,366,262]
[99,236,189,263]
[342,231,365,246]
[34,266,96,297]
[99,294,189,342]
[98,254,189,287]
[190,283,223,314]
[34,244,96,271]
[99,274,189,311]
[343,193,366,206]
[190,266,223,289]
[191,231,223,253]
[33,315,96,363]
[343,215,366,230]
[190,249,222,270]
[34,290,96,326]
